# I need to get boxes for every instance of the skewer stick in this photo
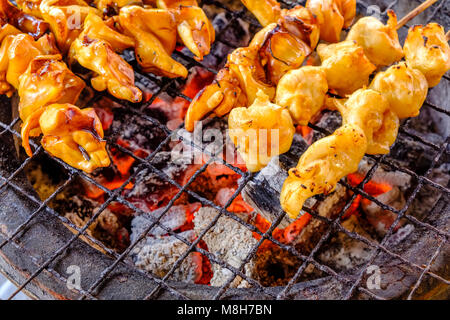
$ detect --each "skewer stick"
[396,0,439,30]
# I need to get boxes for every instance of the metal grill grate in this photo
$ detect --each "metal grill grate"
[0,0,449,300]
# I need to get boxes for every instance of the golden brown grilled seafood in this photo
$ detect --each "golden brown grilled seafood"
[18,55,86,122]
[21,104,110,173]
[241,0,282,27]
[370,62,428,119]
[275,66,328,125]
[242,0,354,44]
[159,0,215,61]
[403,23,450,87]
[331,89,399,155]
[228,90,295,172]
[306,0,356,43]
[0,30,109,173]
[185,46,275,132]
[280,123,367,219]
[0,33,58,96]
[317,40,376,96]
[0,0,49,38]
[346,10,403,67]
[118,6,187,78]
[185,7,318,132]
[184,67,246,132]
[39,0,100,53]
[69,12,142,103]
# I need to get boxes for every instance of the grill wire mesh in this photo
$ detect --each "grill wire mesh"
[0,0,449,300]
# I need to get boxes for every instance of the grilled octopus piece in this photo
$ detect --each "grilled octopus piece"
[347,10,403,67]
[370,62,428,119]
[0,0,49,38]
[69,12,142,103]
[403,23,450,87]
[275,66,328,126]
[0,32,58,96]
[21,104,110,173]
[18,54,86,122]
[118,6,187,78]
[228,90,295,172]
[317,40,376,96]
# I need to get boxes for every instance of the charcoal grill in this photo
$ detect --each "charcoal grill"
[0,0,449,300]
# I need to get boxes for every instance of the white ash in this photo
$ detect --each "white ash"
[384,224,415,247]
[131,230,201,283]
[126,152,189,199]
[193,207,258,288]
[130,205,187,238]
[357,160,411,190]
[318,215,375,273]
[362,185,406,236]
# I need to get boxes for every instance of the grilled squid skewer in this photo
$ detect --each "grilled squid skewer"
[0,31,110,173]
[21,104,110,173]
[280,59,432,219]
[403,23,450,87]
[228,90,295,172]
[185,6,318,132]
[346,10,404,67]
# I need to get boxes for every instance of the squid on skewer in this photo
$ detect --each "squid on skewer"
[281,89,395,219]
[306,0,356,43]
[280,51,439,219]
[0,0,49,38]
[0,30,110,173]
[185,6,320,131]
[317,40,376,96]
[370,62,428,119]
[157,0,215,61]
[117,6,187,78]
[228,90,295,172]
[275,66,328,126]
[281,123,367,219]
[403,23,450,87]
[0,32,58,96]
[346,10,404,67]
[21,104,110,173]
[242,0,355,43]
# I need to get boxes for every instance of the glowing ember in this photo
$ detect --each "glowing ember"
[344,173,393,219]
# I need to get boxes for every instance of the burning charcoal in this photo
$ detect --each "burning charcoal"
[318,215,375,273]
[54,195,129,251]
[193,207,259,288]
[130,230,203,283]
[290,185,348,253]
[242,134,310,228]
[109,110,168,154]
[131,204,200,237]
[362,186,406,236]
[124,152,193,210]
[131,205,188,237]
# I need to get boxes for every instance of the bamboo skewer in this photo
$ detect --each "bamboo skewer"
[396,0,439,30]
